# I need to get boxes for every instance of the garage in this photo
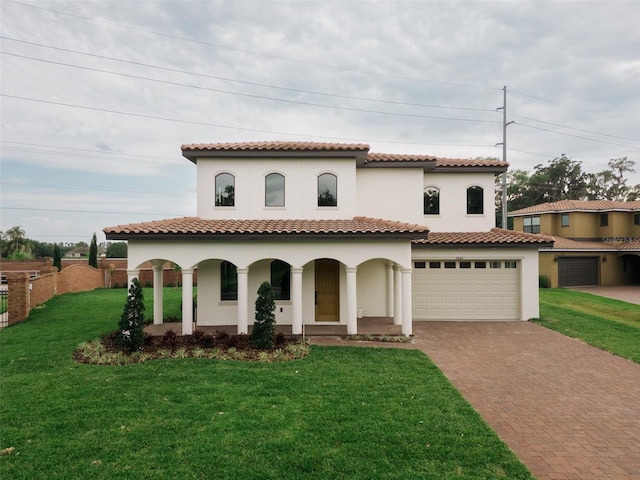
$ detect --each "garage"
[558,257,599,287]
[412,260,520,320]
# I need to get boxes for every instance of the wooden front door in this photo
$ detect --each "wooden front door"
[315,259,339,322]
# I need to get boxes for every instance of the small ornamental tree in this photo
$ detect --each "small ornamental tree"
[251,281,276,349]
[116,278,145,353]
[88,233,98,268]
[53,244,62,272]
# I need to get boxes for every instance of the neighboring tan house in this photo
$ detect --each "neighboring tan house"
[104,141,551,336]
[509,200,640,288]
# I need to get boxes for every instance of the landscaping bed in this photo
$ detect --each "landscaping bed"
[74,329,310,364]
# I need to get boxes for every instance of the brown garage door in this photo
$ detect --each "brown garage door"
[558,257,598,287]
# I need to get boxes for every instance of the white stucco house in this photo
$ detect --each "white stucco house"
[104,141,551,336]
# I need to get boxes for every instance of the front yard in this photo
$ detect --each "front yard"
[0,289,532,479]
[537,288,640,363]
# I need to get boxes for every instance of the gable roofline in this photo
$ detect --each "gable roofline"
[104,216,429,241]
[181,141,508,172]
[508,200,640,217]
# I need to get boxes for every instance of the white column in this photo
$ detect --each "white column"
[126,269,139,289]
[401,267,413,337]
[181,268,194,335]
[393,265,402,326]
[386,262,394,317]
[237,268,249,335]
[152,264,164,325]
[346,267,358,335]
[291,267,303,335]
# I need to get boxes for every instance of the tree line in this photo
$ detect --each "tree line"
[0,227,127,264]
[496,155,638,226]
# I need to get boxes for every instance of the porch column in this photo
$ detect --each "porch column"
[386,262,395,317]
[401,268,413,337]
[237,268,249,335]
[291,267,303,335]
[126,269,139,289]
[346,267,358,335]
[152,263,164,325]
[393,265,402,326]
[181,268,194,335]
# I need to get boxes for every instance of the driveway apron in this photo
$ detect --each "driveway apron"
[413,321,640,480]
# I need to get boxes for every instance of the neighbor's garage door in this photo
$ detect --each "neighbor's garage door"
[413,260,520,320]
[558,257,598,287]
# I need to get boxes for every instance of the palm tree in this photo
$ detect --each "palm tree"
[5,226,26,254]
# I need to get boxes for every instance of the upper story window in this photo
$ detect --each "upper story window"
[265,173,285,207]
[634,214,640,226]
[423,187,440,215]
[466,186,483,215]
[220,261,237,301]
[600,213,609,227]
[215,173,235,207]
[561,214,570,227]
[317,173,337,207]
[270,260,290,300]
[523,216,541,233]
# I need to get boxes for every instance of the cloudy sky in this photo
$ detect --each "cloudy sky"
[1,0,639,244]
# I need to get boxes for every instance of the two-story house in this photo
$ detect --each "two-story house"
[104,141,551,336]
[509,200,640,288]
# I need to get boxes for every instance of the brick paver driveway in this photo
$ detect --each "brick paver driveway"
[413,321,640,480]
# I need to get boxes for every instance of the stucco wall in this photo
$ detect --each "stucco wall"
[196,157,357,220]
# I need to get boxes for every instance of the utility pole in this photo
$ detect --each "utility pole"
[496,86,512,229]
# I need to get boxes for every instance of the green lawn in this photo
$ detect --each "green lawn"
[0,288,532,479]
[537,288,640,363]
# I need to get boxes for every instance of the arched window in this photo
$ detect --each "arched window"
[317,173,337,206]
[220,261,237,300]
[215,173,235,207]
[265,173,285,207]
[270,260,290,300]
[466,186,484,215]
[423,186,440,215]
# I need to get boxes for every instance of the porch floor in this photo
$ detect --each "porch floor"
[144,317,402,337]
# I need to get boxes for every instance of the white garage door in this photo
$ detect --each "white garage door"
[412,260,520,320]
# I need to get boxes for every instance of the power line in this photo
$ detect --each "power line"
[515,122,640,150]
[1,52,499,124]
[1,36,496,114]
[7,1,499,91]
[509,89,638,123]
[0,94,497,148]
[1,181,192,196]
[1,206,180,216]
[2,140,179,162]
[509,113,640,142]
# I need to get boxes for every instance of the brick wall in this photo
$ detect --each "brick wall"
[30,272,56,307]
[57,264,104,295]
[7,272,30,325]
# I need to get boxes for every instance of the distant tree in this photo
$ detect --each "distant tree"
[53,244,62,271]
[251,281,276,350]
[106,242,128,258]
[89,233,98,268]
[587,157,635,201]
[31,240,55,258]
[4,226,27,255]
[116,278,145,353]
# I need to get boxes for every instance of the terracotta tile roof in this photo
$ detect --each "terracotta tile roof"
[545,235,640,251]
[181,141,370,153]
[104,216,429,239]
[509,200,640,216]
[412,228,554,246]
[365,152,508,169]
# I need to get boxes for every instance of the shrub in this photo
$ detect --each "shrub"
[115,279,145,353]
[539,275,550,288]
[251,281,276,350]
[159,329,178,349]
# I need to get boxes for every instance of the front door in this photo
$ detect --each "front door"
[315,259,339,321]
